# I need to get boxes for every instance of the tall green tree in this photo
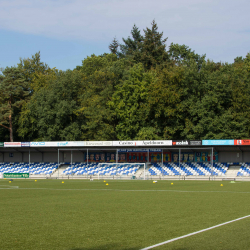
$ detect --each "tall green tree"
[141,20,169,70]
[18,70,83,141]
[77,54,120,140]
[0,67,29,141]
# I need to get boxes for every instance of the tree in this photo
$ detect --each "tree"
[18,70,83,141]
[0,67,29,141]
[77,54,120,140]
[109,63,152,140]
[119,21,169,69]
[141,20,169,69]
[109,38,120,57]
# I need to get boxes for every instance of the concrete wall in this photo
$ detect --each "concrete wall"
[219,151,242,162]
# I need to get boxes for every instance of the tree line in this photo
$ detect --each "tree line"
[1,20,250,142]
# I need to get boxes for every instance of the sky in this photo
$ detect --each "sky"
[0,0,249,71]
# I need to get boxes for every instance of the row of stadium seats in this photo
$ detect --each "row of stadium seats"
[0,162,58,175]
[1,161,250,177]
[237,163,250,176]
[148,162,229,176]
[62,163,141,176]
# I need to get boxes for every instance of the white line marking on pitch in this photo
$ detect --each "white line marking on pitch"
[0,185,19,189]
[1,187,250,194]
[141,214,250,250]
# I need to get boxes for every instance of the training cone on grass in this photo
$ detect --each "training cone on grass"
[171,183,173,185]
[9,181,11,183]
[106,183,109,186]
[35,180,37,182]
[104,180,106,182]
[153,181,157,183]
[62,181,64,184]
[220,184,223,186]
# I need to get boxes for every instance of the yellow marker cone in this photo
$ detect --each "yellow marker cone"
[104,180,106,182]
[106,183,109,185]
[35,180,37,182]
[9,181,11,183]
[62,181,64,184]
[171,183,173,185]
[220,184,223,186]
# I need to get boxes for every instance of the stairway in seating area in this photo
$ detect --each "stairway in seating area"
[225,165,240,177]
[51,164,69,177]
[135,165,147,179]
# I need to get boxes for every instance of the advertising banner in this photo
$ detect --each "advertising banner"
[234,140,250,145]
[136,140,172,146]
[57,141,85,147]
[118,148,162,153]
[202,140,234,146]
[189,140,202,146]
[21,142,30,147]
[85,152,116,162]
[3,173,29,178]
[85,141,113,147]
[149,152,171,162]
[113,140,172,146]
[172,140,189,146]
[113,141,137,146]
[171,152,218,162]
[0,142,4,147]
[30,142,55,147]
[4,142,21,147]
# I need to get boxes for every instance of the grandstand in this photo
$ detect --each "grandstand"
[1,140,250,180]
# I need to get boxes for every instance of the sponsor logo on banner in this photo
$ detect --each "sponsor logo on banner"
[57,141,85,147]
[189,140,202,146]
[172,140,189,146]
[0,142,4,147]
[30,142,46,147]
[85,141,113,146]
[57,142,69,146]
[21,142,30,147]
[4,142,21,147]
[117,148,163,152]
[113,141,136,146]
[136,140,172,146]
[234,140,250,145]
[202,140,234,146]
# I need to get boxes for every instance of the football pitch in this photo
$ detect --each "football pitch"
[0,179,250,250]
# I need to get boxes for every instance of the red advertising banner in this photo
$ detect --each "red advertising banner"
[234,140,250,145]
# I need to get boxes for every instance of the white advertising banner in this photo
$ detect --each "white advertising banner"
[85,141,113,146]
[4,142,21,147]
[136,140,172,146]
[114,140,172,146]
[30,142,56,147]
[30,141,86,147]
[113,141,137,146]
[57,141,85,147]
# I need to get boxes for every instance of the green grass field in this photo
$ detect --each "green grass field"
[0,179,250,250]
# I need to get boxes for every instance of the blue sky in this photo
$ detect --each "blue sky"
[1,0,249,71]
